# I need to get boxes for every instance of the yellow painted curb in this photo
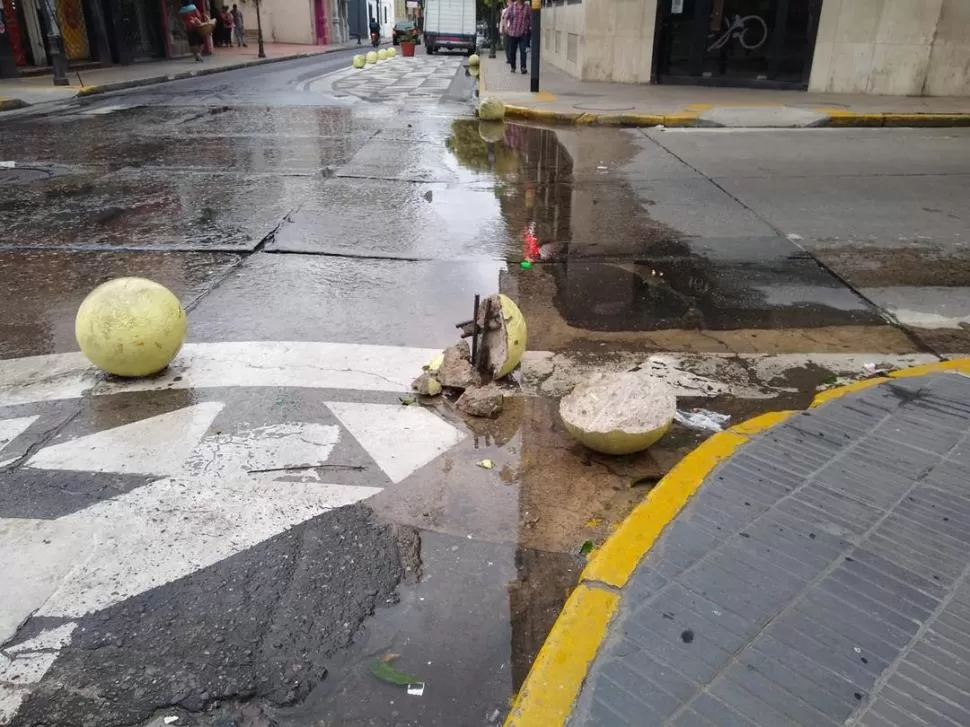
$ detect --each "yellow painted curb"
[506,357,970,727]
[504,584,619,727]
[0,97,27,111]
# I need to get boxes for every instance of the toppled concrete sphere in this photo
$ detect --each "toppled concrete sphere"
[437,340,483,391]
[478,96,506,121]
[457,386,504,417]
[559,372,675,455]
[412,372,442,397]
[480,294,527,380]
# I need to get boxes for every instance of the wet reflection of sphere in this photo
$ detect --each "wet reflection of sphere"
[75,277,187,377]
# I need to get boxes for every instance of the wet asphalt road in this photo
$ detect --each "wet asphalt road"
[1,49,970,727]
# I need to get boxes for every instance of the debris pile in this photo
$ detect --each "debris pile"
[411,293,527,417]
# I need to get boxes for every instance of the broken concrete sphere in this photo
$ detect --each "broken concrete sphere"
[480,294,527,379]
[457,387,504,417]
[559,372,676,455]
[437,340,483,391]
[412,372,443,397]
[478,96,506,121]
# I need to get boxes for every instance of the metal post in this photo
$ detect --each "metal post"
[255,0,266,57]
[41,0,69,85]
[529,0,539,92]
[488,0,496,58]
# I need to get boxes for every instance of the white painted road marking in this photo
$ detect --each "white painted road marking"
[327,401,466,484]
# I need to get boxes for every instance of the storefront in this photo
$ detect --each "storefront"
[540,0,970,96]
[655,0,822,88]
[0,0,166,76]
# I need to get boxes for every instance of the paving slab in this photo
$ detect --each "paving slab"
[506,362,970,727]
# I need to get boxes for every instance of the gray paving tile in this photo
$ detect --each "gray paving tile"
[625,564,671,604]
[688,693,758,727]
[632,599,749,655]
[879,684,966,727]
[866,697,933,727]
[669,709,716,727]
[737,647,862,720]
[817,575,925,636]
[749,634,868,704]
[847,548,948,599]
[600,660,682,722]
[709,674,814,727]
[800,586,913,649]
[614,646,699,702]
[763,620,883,691]
[829,561,938,615]
[658,583,756,640]
[717,663,841,726]
[893,662,970,722]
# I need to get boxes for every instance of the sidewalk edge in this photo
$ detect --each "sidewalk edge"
[494,103,970,129]
[75,46,352,98]
[504,358,970,727]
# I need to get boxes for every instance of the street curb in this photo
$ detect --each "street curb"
[477,89,970,128]
[504,357,970,727]
[73,47,354,98]
[0,97,28,111]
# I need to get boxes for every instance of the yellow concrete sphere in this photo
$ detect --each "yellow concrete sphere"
[75,277,187,377]
[366,51,378,64]
[352,54,366,68]
[377,49,389,60]
[387,47,396,57]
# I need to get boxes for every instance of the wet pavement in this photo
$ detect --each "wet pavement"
[1,50,969,727]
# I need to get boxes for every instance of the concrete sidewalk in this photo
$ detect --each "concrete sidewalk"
[479,56,970,128]
[507,360,970,726]
[0,41,360,109]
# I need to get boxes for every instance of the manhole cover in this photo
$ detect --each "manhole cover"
[0,167,55,184]
[572,103,636,112]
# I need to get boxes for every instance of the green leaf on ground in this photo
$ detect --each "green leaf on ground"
[371,660,421,686]
[400,396,416,406]
[579,540,594,556]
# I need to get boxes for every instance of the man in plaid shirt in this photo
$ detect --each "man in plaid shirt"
[505,0,531,74]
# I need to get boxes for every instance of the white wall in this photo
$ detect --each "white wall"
[541,0,657,83]
[258,0,316,43]
[808,0,970,96]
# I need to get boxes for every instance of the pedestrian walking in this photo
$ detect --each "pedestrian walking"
[504,0,530,74]
[231,3,247,47]
[178,0,205,62]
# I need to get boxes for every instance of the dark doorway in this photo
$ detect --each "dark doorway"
[655,0,822,89]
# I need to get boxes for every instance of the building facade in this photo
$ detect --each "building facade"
[540,0,970,95]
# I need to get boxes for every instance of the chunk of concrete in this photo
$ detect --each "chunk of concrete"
[412,373,442,397]
[438,341,482,391]
[457,387,504,418]
[559,372,675,455]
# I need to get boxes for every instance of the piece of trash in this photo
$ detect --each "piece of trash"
[0,161,16,168]
[372,659,421,686]
[407,682,425,696]
[163,718,179,726]
[861,362,893,377]
[379,652,401,663]
[585,517,603,528]
[520,261,533,269]
[674,408,731,433]
[579,540,594,556]
[786,233,803,241]
[477,459,495,470]
[400,395,416,406]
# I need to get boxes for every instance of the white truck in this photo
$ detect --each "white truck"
[422,0,477,55]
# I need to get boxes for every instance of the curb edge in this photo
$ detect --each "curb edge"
[504,357,970,727]
[493,103,970,129]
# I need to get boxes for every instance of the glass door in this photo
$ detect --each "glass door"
[656,0,821,89]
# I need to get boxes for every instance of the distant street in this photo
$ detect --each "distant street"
[1,49,969,727]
